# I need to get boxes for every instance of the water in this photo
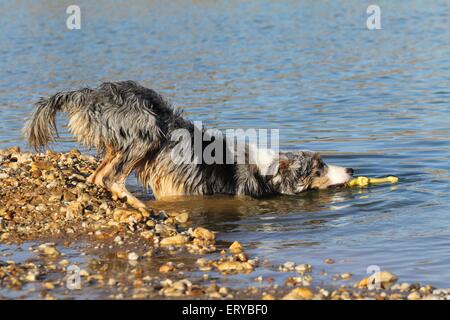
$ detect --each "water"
[1,0,450,291]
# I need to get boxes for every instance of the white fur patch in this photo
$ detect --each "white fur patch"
[326,165,351,185]
[248,144,278,176]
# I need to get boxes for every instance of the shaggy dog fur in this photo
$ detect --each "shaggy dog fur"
[24,81,353,209]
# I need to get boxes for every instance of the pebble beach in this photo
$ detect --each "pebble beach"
[1,146,449,300]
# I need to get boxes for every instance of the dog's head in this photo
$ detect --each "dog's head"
[269,151,353,194]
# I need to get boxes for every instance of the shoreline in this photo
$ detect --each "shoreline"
[0,146,448,300]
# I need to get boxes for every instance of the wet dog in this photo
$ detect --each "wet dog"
[24,81,353,209]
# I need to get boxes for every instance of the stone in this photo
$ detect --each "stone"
[282,287,314,300]
[216,261,253,273]
[218,287,229,296]
[295,264,312,274]
[43,282,55,290]
[160,234,188,246]
[356,271,398,289]
[175,212,189,223]
[59,259,70,267]
[407,291,421,300]
[66,201,84,220]
[38,244,60,257]
[279,261,296,271]
[25,273,37,282]
[159,263,175,273]
[63,191,77,202]
[192,227,215,241]
[146,220,156,228]
[140,230,153,240]
[235,252,248,262]
[113,208,143,224]
[31,160,54,171]
[341,273,352,280]
[229,241,244,253]
[422,294,440,300]
[128,252,139,261]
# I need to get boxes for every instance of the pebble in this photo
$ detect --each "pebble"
[407,291,421,300]
[159,263,175,273]
[59,259,70,267]
[140,230,153,240]
[218,287,229,296]
[216,261,254,274]
[43,282,55,290]
[146,220,156,228]
[38,244,60,257]
[113,208,143,224]
[341,273,352,280]
[63,191,77,202]
[79,269,90,277]
[295,264,312,274]
[433,288,450,295]
[279,261,296,272]
[422,294,440,300]
[319,288,329,298]
[155,224,176,237]
[31,160,54,171]
[398,282,411,292]
[357,271,398,289]
[175,212,189,223]
[160,234,188,246]
[192,227,215,241]
[128,252,139,261]
[229,241,244,253]
[285,275,312,287]
[25,273,37,282]
[235,252,248,262]
[283,287,314,300]
[66,201,84,220]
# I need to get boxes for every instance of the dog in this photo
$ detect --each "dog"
[24,81,353,210]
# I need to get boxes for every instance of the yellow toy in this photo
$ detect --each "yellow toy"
[346,176,399,187]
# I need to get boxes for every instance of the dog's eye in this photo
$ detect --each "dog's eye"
[315,171,321,177]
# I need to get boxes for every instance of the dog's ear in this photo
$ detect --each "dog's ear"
[271,154,299,195]
[277,154,291,176]
[313,152,321,161]
[311,152,323,167]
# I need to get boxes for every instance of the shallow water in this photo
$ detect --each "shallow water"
[1,0,450,293]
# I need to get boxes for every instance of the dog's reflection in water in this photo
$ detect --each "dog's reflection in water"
[148,189,355,232]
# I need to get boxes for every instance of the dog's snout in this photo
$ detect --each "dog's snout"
[346,168,354,176]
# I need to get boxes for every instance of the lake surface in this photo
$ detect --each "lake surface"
[1,0,450,292]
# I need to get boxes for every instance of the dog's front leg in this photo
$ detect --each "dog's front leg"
[109,182,147,210]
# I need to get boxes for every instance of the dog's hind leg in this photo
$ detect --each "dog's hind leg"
[102,153,148,210]
[87,147,114,187]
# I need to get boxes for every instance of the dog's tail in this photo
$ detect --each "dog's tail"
[23,89,92,150]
